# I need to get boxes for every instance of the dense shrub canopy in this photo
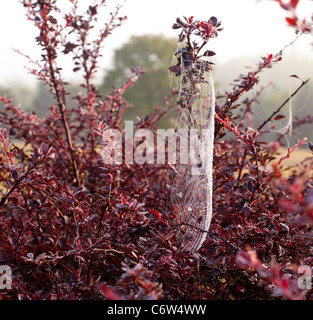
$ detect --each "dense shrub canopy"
[0,0,313,300]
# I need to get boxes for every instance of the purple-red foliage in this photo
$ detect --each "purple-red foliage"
[270,0,313,33]
[1,0,313,300]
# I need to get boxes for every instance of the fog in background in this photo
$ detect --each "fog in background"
[0,0,313,144]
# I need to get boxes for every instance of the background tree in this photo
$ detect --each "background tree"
[101,35,177,127]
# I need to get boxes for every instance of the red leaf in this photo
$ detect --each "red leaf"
[273,115,286,121]
[290,0,299,9]
[41,143,49,154]
[11,170,18,181]
[267,54,273,62]
[235,251,255,268]
[168,65,180,73]
[121,196,127,205]
[149,209,162,220]
[278,198,298,212]
[286,17,298,26]
[96,283,120,300]
[203,50,216,57]
[280,277,290,290]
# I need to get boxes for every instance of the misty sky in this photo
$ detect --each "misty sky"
[0,0,312,88]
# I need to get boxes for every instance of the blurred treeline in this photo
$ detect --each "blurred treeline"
[1,34,312,144]
[0,82,81,119]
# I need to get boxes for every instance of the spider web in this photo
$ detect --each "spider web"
[262,78,309,149]
[268,80,294,148]
[169,41,215,252]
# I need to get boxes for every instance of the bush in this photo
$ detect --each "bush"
[1,0,313,300]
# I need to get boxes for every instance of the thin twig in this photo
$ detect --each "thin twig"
[0,160,43,207]
[258,78,310,131]
[41,5,81,188]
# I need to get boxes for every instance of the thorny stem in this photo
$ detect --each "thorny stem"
[78,3,125,154]
[41,4,81,188]
[48,61,81,188]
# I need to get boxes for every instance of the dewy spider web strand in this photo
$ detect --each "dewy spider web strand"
[170,40,215,252]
